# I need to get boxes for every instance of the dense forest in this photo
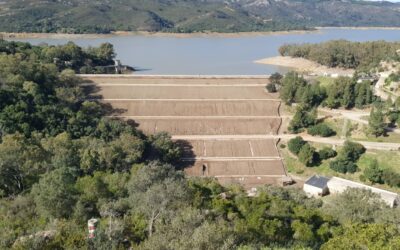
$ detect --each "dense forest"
[0,39,129,74]
[2,40,400,249]
[279,40,400,71]
[0,0,400,33]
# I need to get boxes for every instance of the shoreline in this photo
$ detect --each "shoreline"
[1,26,399,40]
[255,56,355,76]
[1,30,319,39]
[316,26,400,30]
[4,25,399,40]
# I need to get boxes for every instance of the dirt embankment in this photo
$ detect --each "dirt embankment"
[255,56,355,77]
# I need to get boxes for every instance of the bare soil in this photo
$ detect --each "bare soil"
[127,118,281,135]
[84,76,287,188]
[178,139,280,158]
[103,100,280,116]
[185,160,285,176]
[94,85,277,100]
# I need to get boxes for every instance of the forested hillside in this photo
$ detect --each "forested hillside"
[279,40,400,71]
[1,39,400,249]
[0,0,399,33]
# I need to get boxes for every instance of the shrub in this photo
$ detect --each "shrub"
[298,144,318,167]
[363,160,383,184]
[307,123,336,137]
[341,141,366,162]
[330,158,357,174]
[266,83,277,93]
[318,147,337,160]
[288,137,306,155]
[382,169,400,187]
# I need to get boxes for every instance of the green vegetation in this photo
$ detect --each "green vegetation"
[325,78,374,109]
[279,73,375,110]
[361,159,400,188]
[329,141,366,174]
[1,0,400,34]
[266,83,277,93]
[287,137,365,174]
[289,105,317,133]
[318,147,337,160]
[280,40,400,71]
[298,143,318,167]
[0,40,125,74]
[0,0,309,34]
[288,137,338,167]
[1,38,400,248]
[307,123,336,137]
[278,72,399,139]
[368,106,386,137]
[288,136,306,155]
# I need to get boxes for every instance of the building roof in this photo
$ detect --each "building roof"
[305,175,330,189]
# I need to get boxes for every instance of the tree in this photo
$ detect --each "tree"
[307,123,336,137]
[288,136,306,155]
[298,143,317,167]
[322,224,400,250]
[149,132,182,163]
[127,162,189,237]
[41,132,80,171]
[270,72,283,85]
[364,160,383,184]
[341,140,366,162]
[368,107,386,137]
[0,133,47,197]
[266,83,277,93]
[341,78,355,109]
[280,72,307,105]
[138,208,236,250]
[323,188,388,224]
[31,167,77,219]
[108,132,146,172]
[318,147,337,160]
[289,105,317,133]
[329,157,357,174]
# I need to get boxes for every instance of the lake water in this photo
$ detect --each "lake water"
[11,28,400,75]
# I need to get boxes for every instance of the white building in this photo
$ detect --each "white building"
[303,175,330,197]
[327,177,399,208]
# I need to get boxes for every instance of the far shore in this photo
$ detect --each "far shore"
[2,26,399,40]
[316,26,400,30]
[255,56,355,76]
[1,30,320,39]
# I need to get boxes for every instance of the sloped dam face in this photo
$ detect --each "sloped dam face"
[84,75,287,188]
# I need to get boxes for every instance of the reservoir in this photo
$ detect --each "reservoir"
[11,28,400,75]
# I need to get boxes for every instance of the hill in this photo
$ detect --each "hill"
[0,0,400,33]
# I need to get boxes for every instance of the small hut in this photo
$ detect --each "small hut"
[303,175,330,197]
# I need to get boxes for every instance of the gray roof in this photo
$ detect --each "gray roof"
[305,175,330,189]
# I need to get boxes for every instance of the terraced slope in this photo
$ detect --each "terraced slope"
[84,75,287,188]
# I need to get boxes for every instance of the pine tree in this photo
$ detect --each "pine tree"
[341,80,355,109]
[368,107,386,137]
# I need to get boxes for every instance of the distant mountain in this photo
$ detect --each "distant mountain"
[0,0,399,33]
[229,0,400,27]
